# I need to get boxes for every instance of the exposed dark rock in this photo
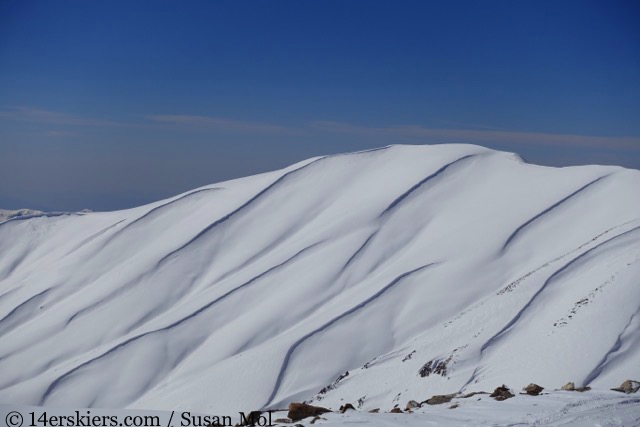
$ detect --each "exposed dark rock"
[339,403,355,413]
[405,400,420,411]
[523,383,544,396]
[368,408,380,413]
[402,350,416,362]
[424,393,456,405]
[389,408,403,413]
[576,386,591,392]
[611,380,640,394]
[287,403,331,422]
[490,385,514,401]
[418,358,450,377]
[318,371,350,394]
[273,419,291,424]
[561,382,575,391]
[449,404,459,409]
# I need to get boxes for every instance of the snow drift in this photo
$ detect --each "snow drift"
[0,144,639,414]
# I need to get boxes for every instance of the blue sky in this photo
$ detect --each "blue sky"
[1,0,639,211]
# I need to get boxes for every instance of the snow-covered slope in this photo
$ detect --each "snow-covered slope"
[0,144,639,414]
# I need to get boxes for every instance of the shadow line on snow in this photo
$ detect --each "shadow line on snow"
[38,242,324,405]
[153,158,328,267]
[501,174,610,252]
[0,246,32,283]
[584,303,640,385]
[481,225,640,356]
[0,288,51,340]
[264,262,438,408]
[460,220,640,390]
[341,230,379,272]
[158,147,395,291]
[63,219,127,257]
[101,188,222,248]
[379,154,476,217]
[154,146,395,269]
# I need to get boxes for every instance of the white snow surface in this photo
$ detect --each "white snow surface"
[0,144,639,416]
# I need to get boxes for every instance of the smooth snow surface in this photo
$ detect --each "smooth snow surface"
[1,144,639,416]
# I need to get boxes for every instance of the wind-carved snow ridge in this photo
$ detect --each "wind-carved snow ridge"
[154,156,328,267]
[584,303,640,385]
[481,226,640,355]
[0,289,50,338]
[265,263,437,407]
[379,154,476,216]
[0,143,638,415]
[107,187,223,241]
[40,242,324,406]
[501,174,610,251]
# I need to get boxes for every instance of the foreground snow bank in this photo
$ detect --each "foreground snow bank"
[3,390,639,427]
[298,391,640,426]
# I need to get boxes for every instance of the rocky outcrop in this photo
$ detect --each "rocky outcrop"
[339,403,355,413]
[287,403,331,422]
[560,382,590,392]
[611,380,640,394]
[490,385,514,401]
[418,358,450,377]
[523,383,544,396]
[405,400,420,410]
[561,382,575,391]
[424,394,456,405]
[318,371,350,395]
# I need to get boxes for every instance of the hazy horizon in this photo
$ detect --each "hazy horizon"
[1,0,639,212]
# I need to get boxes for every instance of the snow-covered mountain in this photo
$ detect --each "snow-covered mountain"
[0,209,44,223]
[0,144,639,415]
